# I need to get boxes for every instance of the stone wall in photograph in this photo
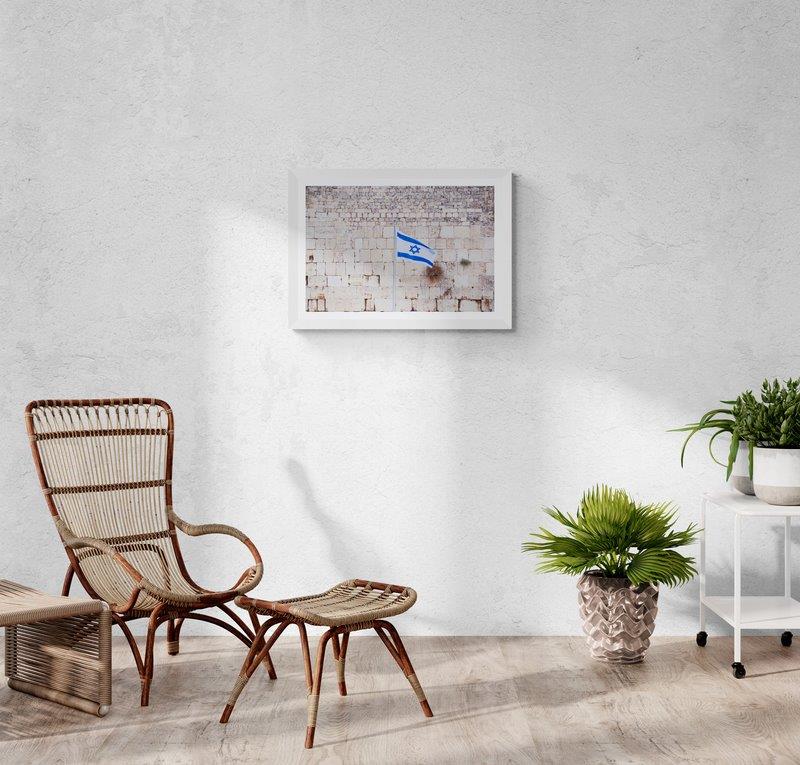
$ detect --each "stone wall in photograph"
[305,185,494,312]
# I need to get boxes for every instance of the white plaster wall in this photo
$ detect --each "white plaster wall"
[2,1,800,636]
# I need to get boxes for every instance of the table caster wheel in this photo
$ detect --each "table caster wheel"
[696,631,708,647]
[732,662,746,679]
[781,631,793,647]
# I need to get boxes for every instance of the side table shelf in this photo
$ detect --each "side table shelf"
[698,491,800,678]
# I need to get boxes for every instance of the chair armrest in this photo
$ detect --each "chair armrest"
[55,519,144,611]
[56,519,208,609]
[167,509,263,594]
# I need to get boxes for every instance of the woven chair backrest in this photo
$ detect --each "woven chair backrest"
[25,400,191,607]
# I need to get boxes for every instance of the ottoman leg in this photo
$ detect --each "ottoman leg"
[298,623,313,693]
[248,609,277,680]
[375,621,433,718]
[331,632,349,696]
[305,629,333,749]
[220,619,287,723]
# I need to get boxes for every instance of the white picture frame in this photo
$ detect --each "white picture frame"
[289,169,512,330]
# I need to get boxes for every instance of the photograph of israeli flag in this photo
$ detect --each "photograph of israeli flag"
[302,181,497,317]
[396,229,435,268]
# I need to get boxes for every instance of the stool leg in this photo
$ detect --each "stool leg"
[220,619,287,724]
[248,609,277,680]
[375,620,433,718]
[305,629,333,749]
[331,632,348,696]
[298,622,313,693]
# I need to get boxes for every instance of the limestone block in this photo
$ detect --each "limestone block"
[459,299,481,311]
[413,298,437,312]
[457,287,483,300]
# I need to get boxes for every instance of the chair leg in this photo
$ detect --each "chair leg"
[375,621,433,718]
[220,619,288,724]
[305,629,333,749]
[167,618,180,656]
[112,614,145,679]
[141,605,166,706]
[61,565,75,596]
[298,622,313,693]
[331,632,349,696]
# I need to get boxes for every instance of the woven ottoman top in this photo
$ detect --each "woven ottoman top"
[0,580,106,628]
[236,579,417,627]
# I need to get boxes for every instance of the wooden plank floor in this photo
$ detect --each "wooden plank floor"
[2,634,800,763]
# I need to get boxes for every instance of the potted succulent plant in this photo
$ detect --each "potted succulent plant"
[671,399,753,494]
[522,485,699,663]
[735,379,800,505]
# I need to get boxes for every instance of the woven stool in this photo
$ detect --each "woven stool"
[0,580,111,716]
[219,579,433,748]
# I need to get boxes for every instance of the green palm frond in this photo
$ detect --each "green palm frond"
[522,485,700,586]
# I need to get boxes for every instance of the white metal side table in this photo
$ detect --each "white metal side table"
[698,490,800,678]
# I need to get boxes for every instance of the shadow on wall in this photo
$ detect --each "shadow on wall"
[285,456,376,580]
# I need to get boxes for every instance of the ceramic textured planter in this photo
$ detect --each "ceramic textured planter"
[577,572,659,663]
[753,447,800,505]
[730,440,754,495]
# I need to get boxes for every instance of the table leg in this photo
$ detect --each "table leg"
[785,516,792,599]
[733,513,742,667]
[699,498,706,632]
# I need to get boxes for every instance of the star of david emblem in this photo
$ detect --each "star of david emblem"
[409,244,421,254]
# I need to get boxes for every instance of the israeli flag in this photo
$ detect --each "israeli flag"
[396,229,435,268]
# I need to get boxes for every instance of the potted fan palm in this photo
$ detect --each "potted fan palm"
[522,485,699,663]
[736,379,800,505]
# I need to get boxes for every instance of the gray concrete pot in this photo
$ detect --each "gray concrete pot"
[753,447,800,505]
[729,440,754,495]
[577,572,659,663]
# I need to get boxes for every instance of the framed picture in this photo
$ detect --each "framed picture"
[289,169,512,329]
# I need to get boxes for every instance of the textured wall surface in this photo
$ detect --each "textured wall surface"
[2,1,800,636]
[305,185,495,312]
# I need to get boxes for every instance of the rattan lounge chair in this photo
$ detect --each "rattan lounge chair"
[25,398,266,705]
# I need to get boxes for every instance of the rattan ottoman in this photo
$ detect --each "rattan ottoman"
[1,580,111,716]
[220,579,432,748]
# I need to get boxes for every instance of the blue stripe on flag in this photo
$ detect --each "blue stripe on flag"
[396,231,433,251]
[397,252,434,267]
